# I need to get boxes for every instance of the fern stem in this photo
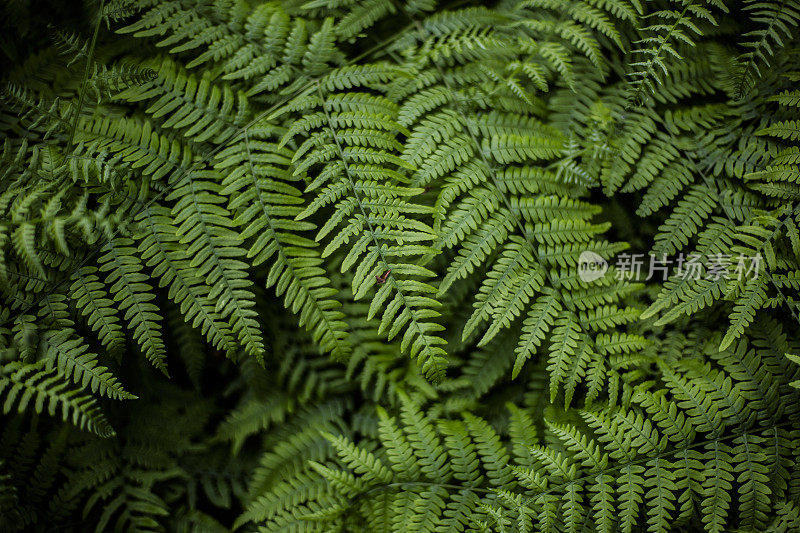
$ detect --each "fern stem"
[66,0,105,151]
[241,129,350,357]
[626,1,695,108]
[734,0,790,100]
[313,81,442,376]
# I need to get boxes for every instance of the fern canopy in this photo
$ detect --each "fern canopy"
[1,0,800,531]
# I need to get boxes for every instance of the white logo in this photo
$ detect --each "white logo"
[578,251,608,282]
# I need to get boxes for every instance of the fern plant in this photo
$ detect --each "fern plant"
[1,0,800,531]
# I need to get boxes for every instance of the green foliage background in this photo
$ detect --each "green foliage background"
[1,0,800,531]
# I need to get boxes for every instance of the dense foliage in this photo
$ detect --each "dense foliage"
[2,0,800,531]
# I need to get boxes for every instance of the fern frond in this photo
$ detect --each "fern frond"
[167,173,265,361]
[38,296,135,401]
[0,361,115,437]
[98,237,167,372]
[217,124,351,359]
[733,0,800,99]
